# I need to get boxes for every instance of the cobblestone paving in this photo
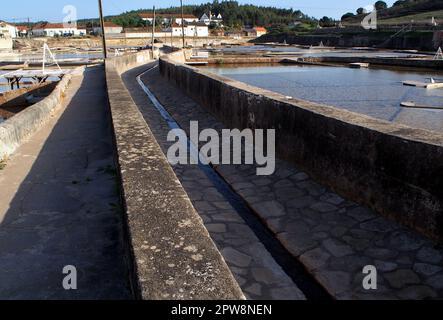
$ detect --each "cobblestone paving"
[135,63,443,300]
[122,65,306,300]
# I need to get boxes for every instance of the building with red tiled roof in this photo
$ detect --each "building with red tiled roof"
[243,26,267,37]
[31,22,86,37]
[15,25,29,37]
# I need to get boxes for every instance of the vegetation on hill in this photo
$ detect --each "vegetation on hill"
[341,0,443,24]
[77,0,315,30]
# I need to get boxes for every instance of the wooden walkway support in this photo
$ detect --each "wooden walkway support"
[401,101,443,110]
[0,70,68,90]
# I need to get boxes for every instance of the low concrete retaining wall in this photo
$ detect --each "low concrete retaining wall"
[296,56,443,70]
[254,31,439,51]
[0,74,72,160]
[105,51,244,299]
[160,52,443,242]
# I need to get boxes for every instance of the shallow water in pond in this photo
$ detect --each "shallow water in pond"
[0,70,60,94]
[0,71,8,93]
[215,45,430,58]
[204,64,443,133]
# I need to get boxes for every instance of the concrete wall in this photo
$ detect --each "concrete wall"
[0,74,72,160]
[105,51,244,299]
[160,52,443,242]
[254,31,440,51]
[0,37,13,50]
[294,56,443,70]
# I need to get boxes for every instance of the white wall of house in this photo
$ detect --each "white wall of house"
[168,25,208,37]
[33,28,72,37]
[32,27,86,37]
[0,35,13,50]
[17,29,28,37]
[76,29,87,36]
[0,22,17,38]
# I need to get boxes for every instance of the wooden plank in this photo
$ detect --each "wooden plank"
[0,63,28,70]
[185,61,208,66]
[401,101,443,110]
[403,81,443,89]
[349,62,369,68]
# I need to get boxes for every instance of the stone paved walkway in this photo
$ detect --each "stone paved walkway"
[123,64,306,300]
[0,66,131,299]
[137,62,443,300]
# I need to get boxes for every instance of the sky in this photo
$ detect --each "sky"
[1,0,396,23]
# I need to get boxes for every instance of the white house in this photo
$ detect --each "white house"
[186,22,209,37]
[139,13,199,26]
[0,21,17,38]
[166,22,209,37]
[199,13,223,26]
[32,23,86,37]
[16,25,29,37]
[0,22,13,50]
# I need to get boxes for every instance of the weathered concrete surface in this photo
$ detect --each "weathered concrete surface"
[140,63,443,300]
[0,70,76,160]
[160,53,443,242]
[122,63,307,300]
[0,66,131,299]
[105,53,244,300]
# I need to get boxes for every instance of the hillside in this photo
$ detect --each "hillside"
[342,0,443,25]
[378,9,443,25]
[78,0,314,29]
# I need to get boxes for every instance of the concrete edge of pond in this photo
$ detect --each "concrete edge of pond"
[0,70,76,160]
[159,50,443,242]
[105,50,245,300]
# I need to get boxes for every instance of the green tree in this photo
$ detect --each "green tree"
[374,1,388,10]
[356,7,366,14]
[341,12,355,21]
[107,1,316,29]
[319,16,335,27]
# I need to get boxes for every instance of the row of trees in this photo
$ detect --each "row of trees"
[341,0,443,21]
[341,1,388,20]
[101,0,315,29]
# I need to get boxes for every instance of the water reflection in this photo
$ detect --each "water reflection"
[204,64,443,133]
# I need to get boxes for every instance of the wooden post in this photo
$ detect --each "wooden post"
[170,16,173,48]
[180,0,185,48]
[152,6,156,53]
[98,0,107,59]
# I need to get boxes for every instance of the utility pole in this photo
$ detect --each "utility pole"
[170,16,173,48]
[180,0,185,48]
[152,6,156,52]
[98,0,107,59]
